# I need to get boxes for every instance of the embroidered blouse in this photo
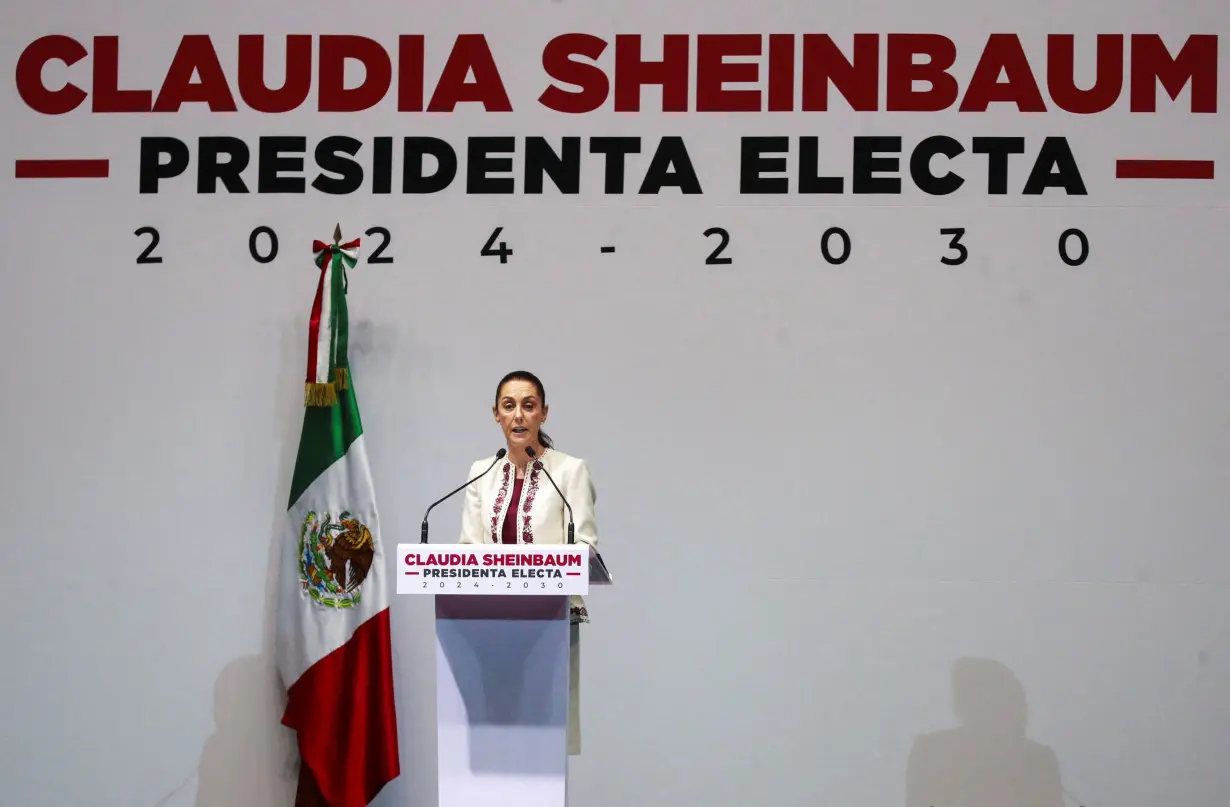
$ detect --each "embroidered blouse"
[501,477,524,544]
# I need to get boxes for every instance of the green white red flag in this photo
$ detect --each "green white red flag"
[276,229,400,807]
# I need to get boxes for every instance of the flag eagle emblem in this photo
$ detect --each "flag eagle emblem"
[299,510,376,608]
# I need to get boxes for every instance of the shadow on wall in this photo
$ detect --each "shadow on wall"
[905,657,1080,807]
[193,318,304,807]
[194,655,298,806]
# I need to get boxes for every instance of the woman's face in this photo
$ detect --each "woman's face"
[494,379,548,450]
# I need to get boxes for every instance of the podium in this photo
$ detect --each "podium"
[397,542,612,807]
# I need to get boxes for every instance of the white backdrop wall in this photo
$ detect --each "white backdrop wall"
[2,1,1228,806]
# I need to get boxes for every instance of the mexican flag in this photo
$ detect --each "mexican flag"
[276,231,400,807]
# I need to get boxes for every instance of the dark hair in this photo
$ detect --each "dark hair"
[495,370,554,449]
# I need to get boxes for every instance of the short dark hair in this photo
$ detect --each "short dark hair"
[495,370,554,449]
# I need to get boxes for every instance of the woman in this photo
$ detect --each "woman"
[458,369,599,755]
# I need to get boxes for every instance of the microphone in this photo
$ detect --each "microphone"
[420,448,506,543]
[525,446,574,544]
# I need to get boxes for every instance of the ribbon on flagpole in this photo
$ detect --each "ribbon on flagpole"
[305,234,361,407]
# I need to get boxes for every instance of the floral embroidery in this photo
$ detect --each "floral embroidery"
[489,462,511,543]
[520,462,542,543]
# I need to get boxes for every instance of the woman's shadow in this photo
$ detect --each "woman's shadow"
[190,320,311,807]
[905,657,1071,807]
[194,655,298,806]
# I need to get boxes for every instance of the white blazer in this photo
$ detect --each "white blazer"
[458,447,598,622]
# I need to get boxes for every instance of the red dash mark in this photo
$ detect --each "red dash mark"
[15,159,110,179]
[1116,159,1214,179]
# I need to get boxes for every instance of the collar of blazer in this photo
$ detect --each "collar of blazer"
[504,445,558,474]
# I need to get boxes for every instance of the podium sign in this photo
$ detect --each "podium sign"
[396,544,590,595]
[397,543,610,807]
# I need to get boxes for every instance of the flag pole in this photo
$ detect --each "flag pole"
[278,223,401,807]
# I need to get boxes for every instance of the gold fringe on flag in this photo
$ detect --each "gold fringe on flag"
[334,367,349,390]
[305,381,338,407]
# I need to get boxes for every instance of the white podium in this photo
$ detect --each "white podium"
[397,542,612,807]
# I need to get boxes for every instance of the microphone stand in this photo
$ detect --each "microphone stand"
[420,449,506,543]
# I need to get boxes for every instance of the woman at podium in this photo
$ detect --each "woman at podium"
[457,369,599,754]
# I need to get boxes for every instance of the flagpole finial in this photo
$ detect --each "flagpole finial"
[333,223,343,245]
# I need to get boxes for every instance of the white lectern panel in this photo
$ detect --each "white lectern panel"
[434,595,570,807]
